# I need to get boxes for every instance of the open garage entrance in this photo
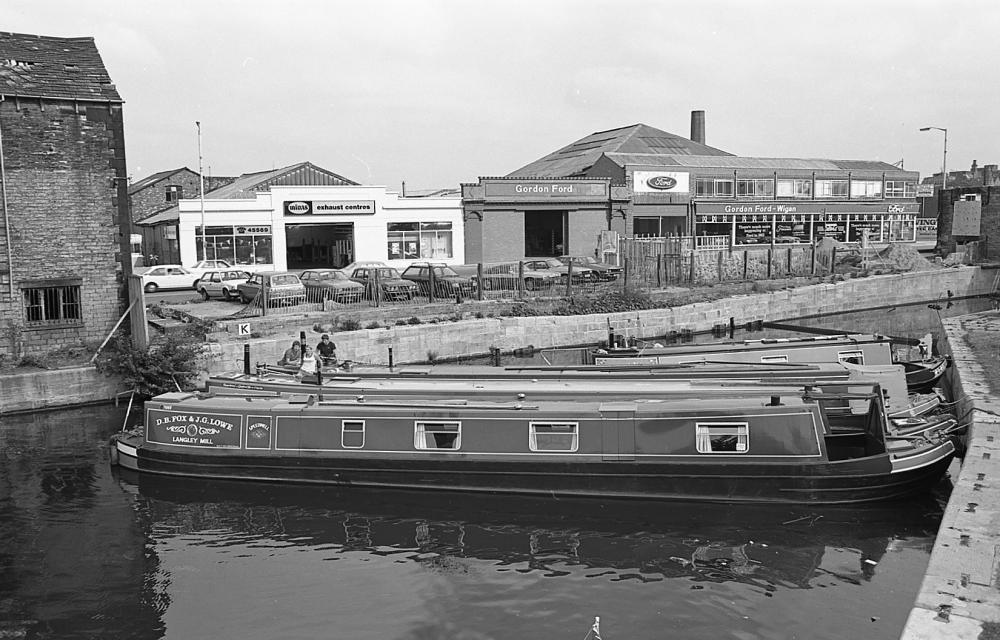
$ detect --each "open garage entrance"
[524,210,566,257]
[285,223,354,269]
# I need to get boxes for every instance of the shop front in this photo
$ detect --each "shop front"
[693,202,920,246]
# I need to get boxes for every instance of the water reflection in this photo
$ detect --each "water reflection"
[119,470,947,595]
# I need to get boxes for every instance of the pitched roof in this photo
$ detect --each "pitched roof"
[129,168,195,194]
[0,31,122,102]
[605,153,910,173]
[205,161,357,198]
[507,123,733,178]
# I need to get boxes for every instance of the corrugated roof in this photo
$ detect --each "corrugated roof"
[206,161,357,198]
[606,153,910,173]
[136,205,179,225]
[507,124,733,178]
[0,31,122,102]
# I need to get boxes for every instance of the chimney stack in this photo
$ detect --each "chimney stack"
[690,110,706,145]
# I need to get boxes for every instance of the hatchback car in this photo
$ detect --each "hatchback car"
[196,269,251,300]
[523,258,595,283]
[557,256,622,281]
[299,269,365,304]
[401,263,476,297]
[138,265,199,293]
[348,266,418,301]
[237,272,307,306]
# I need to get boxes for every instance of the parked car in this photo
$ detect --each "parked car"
[196,269,251,300]
[237,272,306,306]
[137,265,199,293]
[452,262,559,292]
[557,255,622,281]
[299,269,365,304]
[187,259,235,286]
[401,262,477,297]
[347,266,418,301]
[523,257,596,283]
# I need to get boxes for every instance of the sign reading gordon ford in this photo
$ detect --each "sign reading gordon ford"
[482,180,608,200]
[632,170,690,194]
[283,200,376,215]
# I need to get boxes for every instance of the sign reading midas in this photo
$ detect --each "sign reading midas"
[633,171,690,194]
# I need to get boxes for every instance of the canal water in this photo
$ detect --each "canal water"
[0,297,989,640]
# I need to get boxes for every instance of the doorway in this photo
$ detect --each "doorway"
[285,223,354,269]
[524,210,566,257]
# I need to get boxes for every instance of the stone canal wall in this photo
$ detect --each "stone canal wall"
[202,265,993,374]
[0,366,124,415]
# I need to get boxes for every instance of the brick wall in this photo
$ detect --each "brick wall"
[937,186,1000,260]
[129,169,200,222]
[0,99,127,357]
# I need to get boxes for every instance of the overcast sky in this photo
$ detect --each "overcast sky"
[8,0,998,191]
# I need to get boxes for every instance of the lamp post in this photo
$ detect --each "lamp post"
[919,126,948,190]
[196,121,206,261]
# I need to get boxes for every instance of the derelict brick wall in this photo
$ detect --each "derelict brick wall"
[130,170,201,222]
[0,99,125,357]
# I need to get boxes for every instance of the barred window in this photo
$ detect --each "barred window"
[22,282,82,326]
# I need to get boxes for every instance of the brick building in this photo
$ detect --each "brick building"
[0,32,131,357]
[128,167,236,223]
[934,184,1000,261]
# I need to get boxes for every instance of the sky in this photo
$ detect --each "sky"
[7,0,999,191]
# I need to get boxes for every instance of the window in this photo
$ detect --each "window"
[529,422,579,452]
[22,281,82,326]
[815,179,849,198]
[838,350,864,365]
[776,179,813,199]
[342,420,365,448]
[414,421,461,450]
[885,181,916,198]
[736,179,774,198]
[196,225,273,266]
[760,355,788,363]
[165,185,182,203]
[696,423,749,454]
[850,180,883,199]
[387,222,453,260]
[695,178,734,197]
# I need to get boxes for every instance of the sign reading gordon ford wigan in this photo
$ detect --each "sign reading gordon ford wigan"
[483,180,608,200]
[283,200,376,215]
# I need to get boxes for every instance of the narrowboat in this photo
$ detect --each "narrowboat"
[590,333,948,392]
[110,382,955,504]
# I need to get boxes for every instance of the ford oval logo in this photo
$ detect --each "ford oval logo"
[286,201,311,214]
[646,175,677,190]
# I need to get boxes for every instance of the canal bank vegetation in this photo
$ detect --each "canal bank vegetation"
[95,331,203,398]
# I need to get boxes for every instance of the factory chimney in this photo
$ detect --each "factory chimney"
[690,110,706,145]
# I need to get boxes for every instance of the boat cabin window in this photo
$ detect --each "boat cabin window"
[838,350,865,365]
[696,423,749,454]
[529,422,579,452]
[760,355,788,363]
[342,420,365,448]
[414,421,461,450]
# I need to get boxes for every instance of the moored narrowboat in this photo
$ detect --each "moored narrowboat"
[110,382,955,504]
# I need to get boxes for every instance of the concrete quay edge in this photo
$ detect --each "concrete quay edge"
[900,313,1000,640]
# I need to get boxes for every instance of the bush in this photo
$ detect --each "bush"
[339,318,361,332]
[407,316,422,325]
[365,321,381,330]
[95,333,203,399]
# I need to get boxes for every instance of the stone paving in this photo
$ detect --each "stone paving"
[902,311,1000,639]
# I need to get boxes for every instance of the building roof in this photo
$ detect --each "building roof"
[606,153,910,173]
[129,168,195,194]
[205,161,357,198]
[507,123,733,178]
[0,31,122,102]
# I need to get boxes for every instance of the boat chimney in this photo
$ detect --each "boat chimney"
[690,110,706,145]
[769,395,782,406]
[244,343,251,375]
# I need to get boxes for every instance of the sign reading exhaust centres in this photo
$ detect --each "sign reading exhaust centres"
[283,200,376,215]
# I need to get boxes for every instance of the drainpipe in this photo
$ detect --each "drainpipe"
[0,96,15,299]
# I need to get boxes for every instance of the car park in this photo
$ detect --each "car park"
[523,257,596,283]
[237,272,306,306]
[187,259,235,286]
[196,269,251,300]
[401,262,476,297]
[137,265,199,293]
[557,255,622,281]
[452,262,559,291]
[299,269,365,304]
[347,266,418,301]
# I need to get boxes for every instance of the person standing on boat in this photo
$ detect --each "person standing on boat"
[316,334,337,367]
[297,345,320,382]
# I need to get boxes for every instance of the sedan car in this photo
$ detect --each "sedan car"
[557,256,622,281]
[137,265,199,293]
[299,269,365,304]
[196,269,251,300]
[187,259,235,286]
[348,266,418,301]
[237,272,307,306]
[451,262,559,292]
[523,257,596,283]
[401,263,477,297]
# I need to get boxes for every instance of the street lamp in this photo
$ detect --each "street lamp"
[919,126,948,190]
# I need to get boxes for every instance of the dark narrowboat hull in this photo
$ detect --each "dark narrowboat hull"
[902,357,949,393]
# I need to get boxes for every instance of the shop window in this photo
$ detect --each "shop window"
[776,179,812,199]
[387,222,453,260]
[695,423,749,453]
[736,179,774,198]
[815,179,849,198]
[850,180,883,199]
[22,280,82,327]
[529,422,579,452]
[165,185,182,203]
[196,225,273,266]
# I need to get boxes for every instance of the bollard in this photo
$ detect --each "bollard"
[299,330,307,366]
[388,347,394,371]
[243,343,251,375]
